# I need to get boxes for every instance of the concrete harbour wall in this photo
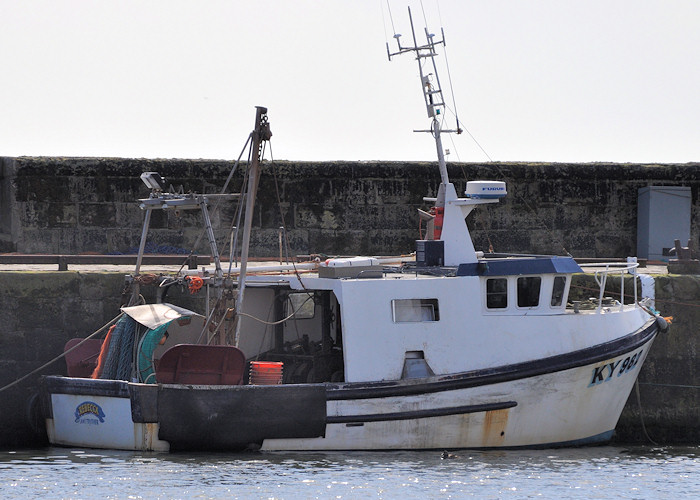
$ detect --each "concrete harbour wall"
[615,275,700,444]
[0,270,203,448]
[1,156,698,447]
[2,157,700,258]
[0,271,125,447]
[0,271,697,448]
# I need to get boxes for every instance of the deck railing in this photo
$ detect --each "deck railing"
[579,261,639,312]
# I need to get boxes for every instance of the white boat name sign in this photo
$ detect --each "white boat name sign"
[74,401,106,425]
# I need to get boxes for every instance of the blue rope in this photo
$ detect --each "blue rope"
[100,316,137,381]
[137,322,173,383]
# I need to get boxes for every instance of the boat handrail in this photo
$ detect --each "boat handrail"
[578,262,639,312]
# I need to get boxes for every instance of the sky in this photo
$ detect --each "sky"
[0,0,698,164]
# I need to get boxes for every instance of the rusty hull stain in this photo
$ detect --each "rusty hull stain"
[481,408,510,447]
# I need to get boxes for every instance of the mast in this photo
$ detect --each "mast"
[233,106,272,346]
[388,7,496,266]
[388,8,460,190]
[409,9,449,187]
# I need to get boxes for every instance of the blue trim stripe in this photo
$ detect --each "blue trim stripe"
[443,430,616,451]
[326,401,517,424]
[327,318,657,400]
[501,430,615,449]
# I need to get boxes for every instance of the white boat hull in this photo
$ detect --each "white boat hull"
[264,342,651,450]
[43,320,655,452]
[47,392,169,451]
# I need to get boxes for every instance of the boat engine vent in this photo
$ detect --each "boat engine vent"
[401,351,435,379]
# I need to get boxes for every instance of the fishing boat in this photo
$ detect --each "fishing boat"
[41,9,667,452]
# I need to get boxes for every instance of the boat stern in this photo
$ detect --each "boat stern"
[42,376,169,452]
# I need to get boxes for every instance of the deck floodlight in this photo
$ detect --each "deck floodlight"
[140,172,166,191]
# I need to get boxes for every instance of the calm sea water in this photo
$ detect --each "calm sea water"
[0,446,697,499]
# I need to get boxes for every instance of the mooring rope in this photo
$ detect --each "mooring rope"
[235,294,314,326]
[634,379,659,446]
[0,312,124,393]
[638,382,700,389]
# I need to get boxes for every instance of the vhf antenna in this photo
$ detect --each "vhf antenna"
[386,6,461,186]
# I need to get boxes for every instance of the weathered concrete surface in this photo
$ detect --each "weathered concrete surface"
[0,271,125,447]
[2,157,700,258]
[614,275,700,444]
[567,271,698,444]
[0,270,697,448]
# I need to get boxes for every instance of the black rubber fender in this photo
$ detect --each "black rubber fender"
[655,315,669,333]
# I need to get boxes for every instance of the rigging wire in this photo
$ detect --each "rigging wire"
[173,133,253,276]
[474,205,496,254]
[418,7,570,254]
[197,134,256,345]
[434,0,471,162]
[386,0,398,36]
[221,135,254,264]
[415,0,493,164]
[226,139,254,274]
[489,161,571,255]
[461,125,493,162]
[268,142,311,293]
[438,99,494,164]
[438,28,492,162]
[419,0,429,27]
[380,0,390,44]
[413,4,570,252]
[195,300,222,345]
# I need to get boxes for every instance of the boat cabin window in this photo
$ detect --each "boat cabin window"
[286,292,315,320]
[551,276,567,307]
[517,276,541,307]
[486,278,508,309]
[392,299,440,323]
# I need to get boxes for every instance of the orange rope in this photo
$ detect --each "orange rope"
[90,324,115,379]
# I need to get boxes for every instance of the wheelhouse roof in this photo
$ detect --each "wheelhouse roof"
[457,256,582,277]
